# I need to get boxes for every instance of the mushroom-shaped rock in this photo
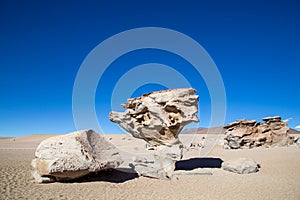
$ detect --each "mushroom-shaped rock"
[31,130,123,183]
[109,88,199,146]
[109,88,199,179]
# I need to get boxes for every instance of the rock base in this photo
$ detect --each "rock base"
[130,145,183,180]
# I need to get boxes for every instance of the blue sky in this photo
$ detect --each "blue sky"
[0,0,300,136]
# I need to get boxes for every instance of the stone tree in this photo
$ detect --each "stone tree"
[110,88,199,179]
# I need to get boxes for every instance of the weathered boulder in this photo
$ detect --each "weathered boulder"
[224,116,294,149]
[130,145,182,179]
[110,88,199,179]
[222,158,260,174]
[110,88,199,146]
[32,129,123,183]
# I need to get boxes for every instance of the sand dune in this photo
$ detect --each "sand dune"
[1,134,300,200]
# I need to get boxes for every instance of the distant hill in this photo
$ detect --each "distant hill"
[289,128,300,134]
[182,127,226,134]
[0,137,14,139]
[182,127,300,135]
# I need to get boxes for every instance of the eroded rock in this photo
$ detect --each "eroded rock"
[110,88,199,179]
[109,88,199,146]
[32,129,123,183]
[224,116,294,149]
[130,145,183,180]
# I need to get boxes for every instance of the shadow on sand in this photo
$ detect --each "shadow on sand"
[58,158,223,183]
[62,168,139,183]
[175,157,223,170]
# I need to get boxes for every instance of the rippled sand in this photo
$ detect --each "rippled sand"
[1,134,300,200]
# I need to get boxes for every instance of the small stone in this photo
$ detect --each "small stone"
[222,158,260,174]
[222,158,259,174]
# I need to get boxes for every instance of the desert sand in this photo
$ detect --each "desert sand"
[1,133,300,200]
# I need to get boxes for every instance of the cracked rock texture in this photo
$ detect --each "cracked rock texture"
[32,130,123,183]
[224,116,294,149]
[110,88,199,146]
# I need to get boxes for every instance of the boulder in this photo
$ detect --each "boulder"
[110,88,199,179]
[222,158,260,174]
[32,129,123,183]
[224,116,294,149]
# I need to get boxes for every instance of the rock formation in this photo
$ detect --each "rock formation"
[32,129,123,183]
[110,88,199,179]
[110,88,199,146]
[222,158,260,174]
[224,116,294,149]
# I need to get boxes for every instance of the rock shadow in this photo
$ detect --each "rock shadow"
[62,168,138,183]
[175,157,223,170]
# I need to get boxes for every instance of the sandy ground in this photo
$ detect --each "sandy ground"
[1,133,300,200]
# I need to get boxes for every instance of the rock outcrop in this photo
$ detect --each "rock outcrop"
[110,88,199,179]
[222,158,260,174]
[32,130,123,183]
[224,116,294,149]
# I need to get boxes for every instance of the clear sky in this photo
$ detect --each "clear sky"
[0,0,300,136]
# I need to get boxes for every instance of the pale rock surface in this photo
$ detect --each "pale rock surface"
[224,116,294,149]
[110,88,199,146]
[110,88,199,179]
[130,145,183,179]
[222,158,260,174]
[32,129,123,183]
